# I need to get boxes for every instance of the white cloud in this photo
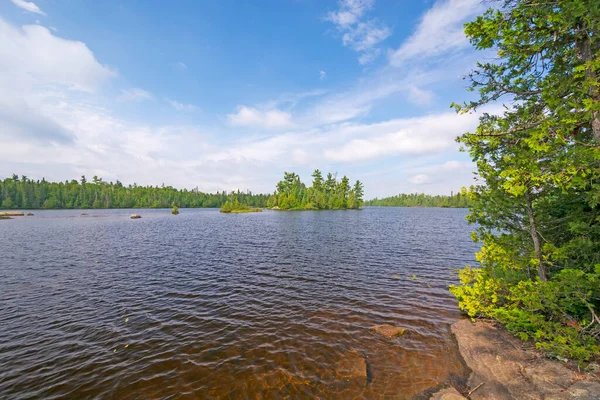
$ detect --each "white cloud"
[0,17,115,147]
[324,111,480,162]
[227,106,292,129]
[325,0,373,26]
[165,98,198,111]
[390,0,484,66]
[117,88,152,102]
[0,19,115,92]
[0,1,497,198]
[319,70,327,80]
[10,0,45,16]
[408,174,429,184]
[325,0,391,64]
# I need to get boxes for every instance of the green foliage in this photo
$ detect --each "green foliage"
[366,191,473,208]
[0,176,269,209]
[451,268,600,361]
[269,170,364,210]
[219,198,262,213]
[171,206,179,215]
[451,0,600,363]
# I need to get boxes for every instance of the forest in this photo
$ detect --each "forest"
[265,170,364,210]
[0,175,269,209]
[449,0,600,363]
[366,191,472,208]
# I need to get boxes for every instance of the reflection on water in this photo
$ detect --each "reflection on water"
[0,207,477,399]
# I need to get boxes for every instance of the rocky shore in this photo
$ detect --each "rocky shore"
[426,319,600,400]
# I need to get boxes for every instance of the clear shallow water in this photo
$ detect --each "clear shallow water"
[0,207,478,399]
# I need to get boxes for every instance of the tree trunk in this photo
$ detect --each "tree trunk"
[579,35,600,142]
[525,190,546,281]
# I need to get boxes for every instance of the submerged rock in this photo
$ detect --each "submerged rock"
[26,212,34,216]
[372,324,406,338]
[336,350,367,379]
[130,214,142,219]
[429,386,466,400]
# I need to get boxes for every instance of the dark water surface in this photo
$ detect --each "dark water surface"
[0,207,478,399]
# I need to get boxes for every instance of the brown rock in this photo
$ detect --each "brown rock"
[336,350,367,379]
[451,319,600,400]
[130,214,142,219]
[372,324,406,338]
[429,386,466,400]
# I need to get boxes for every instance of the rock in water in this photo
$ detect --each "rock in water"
[429,386,467,400]
[130,214,142,219]
[372,324,406,338]
[336,350,367,379]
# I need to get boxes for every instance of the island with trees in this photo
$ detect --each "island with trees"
[265,170,364,210]
[219,199,262,213]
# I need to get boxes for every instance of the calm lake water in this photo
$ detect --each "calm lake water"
[0,207,478,399]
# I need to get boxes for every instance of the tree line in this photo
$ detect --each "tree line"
[365,191,472,208]
[265,170,364,210]
[450,0,600,363]
[0,175,269,209]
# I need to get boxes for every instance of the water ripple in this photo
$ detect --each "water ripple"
[0,207,478,399]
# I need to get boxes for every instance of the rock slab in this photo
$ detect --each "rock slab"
[451,319,600,400]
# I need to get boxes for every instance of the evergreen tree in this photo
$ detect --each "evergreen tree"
[449,0,600,362]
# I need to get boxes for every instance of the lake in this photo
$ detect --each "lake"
[0,207,479,399]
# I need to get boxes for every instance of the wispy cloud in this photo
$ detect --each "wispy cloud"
[389,0,484,67]
[325,0,391,65]
[319,70,327,80]
[227,106,292,129]
[165,98,198,111]
[10,0,46,16]
[117,88,152,102]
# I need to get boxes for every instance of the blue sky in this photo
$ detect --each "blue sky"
[0,0,496,197]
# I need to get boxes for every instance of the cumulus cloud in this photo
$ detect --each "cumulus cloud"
[0,17,115,147]
[325,0,391,64]
[227,106,292,129]
[0,19,115,92]
[10,0,45,16]
[390,0,484,66]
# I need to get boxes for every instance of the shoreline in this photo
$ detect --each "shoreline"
[424,319,600,399]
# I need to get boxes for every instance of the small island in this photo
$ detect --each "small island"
[220,199,262,213]
[266,170,364,210]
